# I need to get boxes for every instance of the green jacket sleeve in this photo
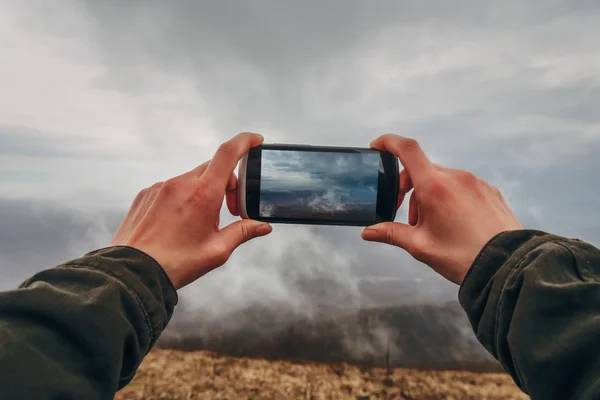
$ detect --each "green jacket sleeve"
[459,229,600,400]
[0,246,178,400]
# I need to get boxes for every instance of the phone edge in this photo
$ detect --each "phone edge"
[389,154,400,223]
[240,144,399,226]
[237,153,249,219]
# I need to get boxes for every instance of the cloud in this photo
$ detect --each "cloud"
[70,0,600,151]
[0,198,456,303]
[260,150,381,219]
[0,0,598,285]
[0,0,599,360]
[0,198,121,288]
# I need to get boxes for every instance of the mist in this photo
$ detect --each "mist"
[0,198,496,369]
[1,0,600,371]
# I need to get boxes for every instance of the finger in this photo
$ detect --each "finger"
[177,160,210,180]
[398,166,451,210]
[144,182,163,205]
[400,164,448,197]
[219,220,272,251]
[408,191,419,226]
[492,185,505,200]
[370,135,436,188]
[226,173,240,216]
[361,222,414,250]
[130,187,147,209]
[399,169,413,194]
[433,163,451,172]
[131,182,163,223]
[204,132,264,190]
[397,191,405,210]
[397,169,413,209]
[121,187,148,221]
[476,178,497,200]
[397,164,447,214]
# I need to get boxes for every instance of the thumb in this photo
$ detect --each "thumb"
[361,222,413,250]
[219,219,273,250]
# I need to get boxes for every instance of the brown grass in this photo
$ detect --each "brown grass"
[115,349,528,400]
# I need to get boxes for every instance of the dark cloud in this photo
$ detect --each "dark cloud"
[0,126,123,159]
[73,1,600,139]
[1,0,598,300]
[0,0,599,366]
[0,197,457,304]
[0,199,122,288]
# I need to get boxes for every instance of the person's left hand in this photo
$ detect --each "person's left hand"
[110,132,272,289]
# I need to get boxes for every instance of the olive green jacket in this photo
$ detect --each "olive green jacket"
[0,246,178,400]
[459,230,600,399]
[1,230,599,399]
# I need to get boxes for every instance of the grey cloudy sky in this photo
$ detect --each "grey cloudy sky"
[1,0,599,314]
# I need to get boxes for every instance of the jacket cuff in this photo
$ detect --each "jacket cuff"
[457,229,550,355]
[70,246,178,350]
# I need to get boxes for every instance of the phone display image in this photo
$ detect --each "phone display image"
[259,150,381,221]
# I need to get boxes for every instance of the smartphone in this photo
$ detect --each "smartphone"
[237,144,399,226]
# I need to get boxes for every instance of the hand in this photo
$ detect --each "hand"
[361,135,522,285]
[110,132,272,289]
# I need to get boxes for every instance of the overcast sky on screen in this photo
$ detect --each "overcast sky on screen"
[259,150,380,218]
[0,0,599,308]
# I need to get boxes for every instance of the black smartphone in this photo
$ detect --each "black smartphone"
[237,144,399,226]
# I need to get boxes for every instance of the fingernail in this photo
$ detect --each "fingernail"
[255,133,264,141]
[257,223,272,236]
[361,227,378,240]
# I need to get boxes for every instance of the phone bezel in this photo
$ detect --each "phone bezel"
[242,144,398,226]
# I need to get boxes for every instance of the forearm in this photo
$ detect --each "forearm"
[459,230,600,399]
[0,246,177,400]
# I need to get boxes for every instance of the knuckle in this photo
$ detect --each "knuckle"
[236,131,254,139]
[161,179,179,195]
[493,186,503,198]
[134,188,147,202]
[150,181,164,191]
[198,179,220,196]
[241,223,250,243]
[423,176,449,198]
[380,133,396,143]
[400,138,421,153]
[374,133,399,149]
[457,170,478,185]
[385,226,394,246]
[217,140,237,156]
[189,180,219,205]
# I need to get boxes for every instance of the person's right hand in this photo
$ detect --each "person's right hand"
[361,135,523,285]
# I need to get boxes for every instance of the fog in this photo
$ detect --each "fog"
[1,0,599,369]
[0,198,492,368]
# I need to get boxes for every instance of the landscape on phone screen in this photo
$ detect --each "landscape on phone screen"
[259,150,380,221]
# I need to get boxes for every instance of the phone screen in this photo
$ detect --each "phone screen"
[258,149,381,221]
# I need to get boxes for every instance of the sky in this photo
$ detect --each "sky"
[259,150,380,219]
[1,0,599,315]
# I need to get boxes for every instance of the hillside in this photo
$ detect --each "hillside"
[158,301,500,372]
[115,349,527,399]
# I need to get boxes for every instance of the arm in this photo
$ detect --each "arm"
[460,230,600,400]
[0,247,177,400]
[362,135,594,399]
[0,133,272,399]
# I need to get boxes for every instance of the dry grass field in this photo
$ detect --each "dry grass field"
[115,349,528,400]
